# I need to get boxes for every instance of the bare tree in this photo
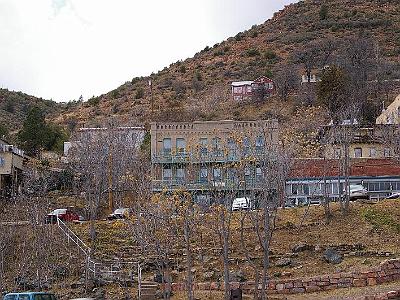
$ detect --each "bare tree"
[275,65,299,101]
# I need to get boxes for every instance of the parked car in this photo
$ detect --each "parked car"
[45,208,81,224]
[3,292,57,300]
[232,197,251,211]
[384,192,400,200]
[345,184,369,201]
[107,208,131,220]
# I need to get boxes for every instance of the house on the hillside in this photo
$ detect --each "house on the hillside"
[231,81,253,101]
[319,123,397,159]
[376,94,400,125]
[301,74,321,85]
[231,76,275,101]
[0,139,27,198]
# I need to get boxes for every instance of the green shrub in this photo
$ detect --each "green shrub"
[135,88,144,99]
[246,48,260,57]
[264,49,277,60]
[131,77,141,84]
[235,33,243,41]
[195,71,203,81]
[111,90,119,99]
[319,5,328,20]
[251,31,259,38]
[88,97,100,106]
[213,50,225,57]
[179,65,186,73]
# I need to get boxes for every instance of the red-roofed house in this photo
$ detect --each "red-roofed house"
[231,76,275,101]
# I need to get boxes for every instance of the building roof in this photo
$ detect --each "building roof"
[231,81,253,87]
[376,94,400,124]
[289,158,400,180]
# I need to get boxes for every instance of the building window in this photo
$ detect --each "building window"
[256,167,262,181]
[200,138,208,155]
[163,138,172,155]
[369,147,377,157]
[0,156,4,167]
[200,167,208,183]
[255,136,265,152]
[233,87,243,93]
[176,168,185,182]
[213,168,222,182]
[354,148,362,158]
[244,167,251,184]
[212,137,222,157]
[162,167,172,181]
[384,148,391,157]
[243,137,250,155]
[292,184,298,195]
[334,148,342,159]
[176,138,186,154]
[227,138,237,159]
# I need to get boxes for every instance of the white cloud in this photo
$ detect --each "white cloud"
[0,0,297,101]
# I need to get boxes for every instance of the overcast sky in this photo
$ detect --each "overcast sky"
[0,0,296,102]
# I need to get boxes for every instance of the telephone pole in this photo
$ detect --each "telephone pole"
[149,79,154,113]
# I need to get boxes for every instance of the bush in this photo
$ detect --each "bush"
[246,48,260,57]
[135,88,144,99]
[264,49,277,60]
[88,97,100,106]
[195,71,203,81]
[213,50,225,57]
[179,65,186,73]
[111,90,120,99]
[131,77,141,84]
[4,99,15,113]
[235,33,243,41]
[319,5,328,20]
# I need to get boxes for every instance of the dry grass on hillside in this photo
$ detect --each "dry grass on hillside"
[72,199,400,283]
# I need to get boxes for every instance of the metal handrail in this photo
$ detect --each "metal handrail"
[56,217,90,257]
[56,217,142,288]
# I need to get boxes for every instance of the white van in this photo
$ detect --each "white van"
[232,197,251,211]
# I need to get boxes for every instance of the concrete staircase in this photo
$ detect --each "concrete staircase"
[139,281,158,300]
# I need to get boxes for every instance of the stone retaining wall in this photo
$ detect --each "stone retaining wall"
[357,289,400,300]
[166,259,400,295]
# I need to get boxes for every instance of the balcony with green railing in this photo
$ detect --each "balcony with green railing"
[152,148,272,164]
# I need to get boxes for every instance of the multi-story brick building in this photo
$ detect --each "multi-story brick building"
[150,119,279,204]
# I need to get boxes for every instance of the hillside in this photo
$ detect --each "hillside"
[1,199,398,299]
[54,0,400,134]
[0,89,62,136]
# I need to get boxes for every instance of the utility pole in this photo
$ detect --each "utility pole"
[108,151,113,213]
[149,79,154,113]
